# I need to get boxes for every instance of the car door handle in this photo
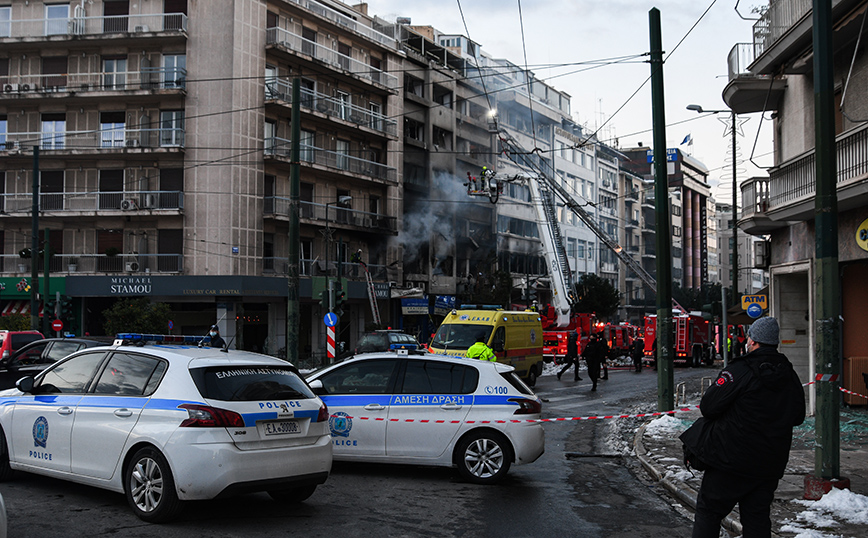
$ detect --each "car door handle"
[114,409,134,418]
[440,403,462,410]
[364,404,386,411]
[57,406,74,416]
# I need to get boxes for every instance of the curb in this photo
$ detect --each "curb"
[634,422,745,536]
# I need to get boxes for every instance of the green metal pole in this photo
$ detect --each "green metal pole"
[286,78,301,365]
[42,228,50,335]
[812,0,841,483]
[30,147,39,331]
[731,112,739,306]
[649,8,674,412]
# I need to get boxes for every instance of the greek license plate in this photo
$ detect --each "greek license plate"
[263,420,300,436]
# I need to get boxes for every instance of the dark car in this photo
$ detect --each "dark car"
[354,330,420,354]
[0,337,111,389]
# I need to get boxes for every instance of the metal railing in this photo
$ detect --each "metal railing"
[0,13,188,39]
[283,0,396,50]
[0,67,186,93]
[752,0,812,57]
[264,197,398,233]
[0,191,183,214]
[265,137,396,182]
[766,123,868,208]
[265,80,397,137]
[0,253,183,274]
[262,257,389,279]
[1,128,184,151]
[727,42,768,81]
[266,27,398,90]
[740,177,770,219]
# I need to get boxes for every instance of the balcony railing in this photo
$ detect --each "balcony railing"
[1,128,184,151]
[0,67,187,94]
[0,191,183,214]
[0,13,188,39]
[766,123,868,208]
[266,27,398,90]
[740,177,771,219]
[265,137,396,182]
[282,0,397,50]
[0,253,183,274]
[265,79,397,137]
[727,42,771,81]
[752,0,812,57]
[263,257,389,279]
[264,197,398,233]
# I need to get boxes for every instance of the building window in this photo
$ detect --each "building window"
[0,115,6,147]
[673,225,681,237]
[405,75,424,97]
[103,57,128,90]
[41,113,66,150]
[672,205,682,216]
[100,111,125,147]
[299,129,315,162]
[335,139,350,170]
[159,110,184,146]
[45,4,70,36]
[264,120,276,154]
[163,54,186,89]
[0,7,11,38]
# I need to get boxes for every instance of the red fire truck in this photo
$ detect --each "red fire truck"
[599,322,641,359]
[541,306,595,364]
[644,313,714,367]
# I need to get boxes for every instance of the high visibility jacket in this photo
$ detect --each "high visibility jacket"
[466,342,495,361]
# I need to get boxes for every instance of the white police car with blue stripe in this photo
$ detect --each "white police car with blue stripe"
[0,334,332,522]
[306,350,544,484]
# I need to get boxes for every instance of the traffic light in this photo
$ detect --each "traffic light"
[334,283,346,317]
[59,296,73,320]
[45,298,57,320]
[319,290,329,308]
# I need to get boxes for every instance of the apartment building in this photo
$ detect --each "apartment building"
[0,0,402,362]
[725,0,868,400]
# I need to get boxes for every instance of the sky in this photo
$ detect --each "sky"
[362,0,775,203]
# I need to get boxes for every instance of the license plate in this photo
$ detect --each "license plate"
[262,420,300,436]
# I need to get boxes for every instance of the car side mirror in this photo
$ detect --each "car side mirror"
[308,378,326,395]
[16,376,34,393]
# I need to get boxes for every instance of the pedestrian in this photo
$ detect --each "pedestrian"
[556,331,582,381]
[465,332,495,361]
[582,334,605,391]
[631,337,645,372]
[208,325,226,348]
[680,316,805,538]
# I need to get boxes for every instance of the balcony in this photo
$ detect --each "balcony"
[0,67,187,99]
[264,197,398,235]
[265,80,397,137]
[0,191,183,214]
[265,137,396,183]
[739,123,868,234]
[263,257,390,280]
[0,253,183,275]
[1,128,184,153]
[722,43,786,114]
[282,0,397,50]
[266,27,398,91]
[0,13,187,43]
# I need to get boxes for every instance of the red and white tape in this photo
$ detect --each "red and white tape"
[815,373,840,382]
[334,406,699,425]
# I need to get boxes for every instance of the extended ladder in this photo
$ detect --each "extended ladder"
[363,267,381,326]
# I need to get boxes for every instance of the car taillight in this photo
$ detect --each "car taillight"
[508,398,541,415]
[178,404,245,428]
[317,403,329,423]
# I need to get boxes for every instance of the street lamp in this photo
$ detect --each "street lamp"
[322,195,352,299]
[687,104,739,306]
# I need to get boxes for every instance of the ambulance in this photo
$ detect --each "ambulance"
[428,307,544,386]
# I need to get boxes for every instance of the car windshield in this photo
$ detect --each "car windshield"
[356,333,387,353]
[190,365,316,401]
[431,324,492,350]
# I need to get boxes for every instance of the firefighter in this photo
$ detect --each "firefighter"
[631,337,645,372]
[582,333,605,391]
[556,331,582,381]
[466,332,495,361]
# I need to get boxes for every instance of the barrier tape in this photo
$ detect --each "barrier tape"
[839,386,868,400]
[334,406,699,425]
[815,373,840,382]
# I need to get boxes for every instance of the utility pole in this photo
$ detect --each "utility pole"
[30,147,39,331]
[286,78,301,365]
[42,228,50,335]
[649,8,674,412]
[730,112,739,306]
[806,0,847,498]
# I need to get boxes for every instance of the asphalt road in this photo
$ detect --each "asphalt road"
[0,364,716,537]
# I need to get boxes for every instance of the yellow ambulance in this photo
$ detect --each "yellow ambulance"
[428,308,544,386]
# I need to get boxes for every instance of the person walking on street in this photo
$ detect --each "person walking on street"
[208,325,226,348]
[466,332,495,361]
[582,334,605,391]
[557,331,582,381]
[680,316,805,538]
[631,337,645,372]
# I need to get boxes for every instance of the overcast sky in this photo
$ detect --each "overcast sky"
[363,0,773,202]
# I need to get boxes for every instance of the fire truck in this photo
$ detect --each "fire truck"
[599,322,642,359]
[541,306,595,364]
[643,313,714,367]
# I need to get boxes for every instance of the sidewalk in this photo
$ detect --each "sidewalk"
[635,405,868,537]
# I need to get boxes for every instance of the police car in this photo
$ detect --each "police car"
[0,334,332,522]
[305,350,545,484]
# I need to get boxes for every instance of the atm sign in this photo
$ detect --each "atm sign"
[741,294,768,310]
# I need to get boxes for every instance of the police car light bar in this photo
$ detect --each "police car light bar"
[114,333,207,346]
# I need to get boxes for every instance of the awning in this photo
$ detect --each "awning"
[0,300,44,317]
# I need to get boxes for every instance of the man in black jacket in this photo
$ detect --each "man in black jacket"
[556,331,582,381]
[681,316,805,537]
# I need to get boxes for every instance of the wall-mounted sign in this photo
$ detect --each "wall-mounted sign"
[857,217,868,252]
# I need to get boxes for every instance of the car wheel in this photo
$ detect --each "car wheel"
[526,367,537,387]
[268,485,317,503]
[455,430,513,485]
[0,430,12,481]
[124,447,183,523]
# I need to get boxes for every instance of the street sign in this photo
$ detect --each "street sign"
[746,303,763,319]
[168,320,174,331]
[741,294,768,310]
[323,312,337,327]
[52,319,64,332]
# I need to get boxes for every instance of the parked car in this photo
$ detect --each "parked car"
[0,338,111,389]
[306,350,545,484]
[0,331,44,362]
[0,334,332,522]
[354,330,421,354]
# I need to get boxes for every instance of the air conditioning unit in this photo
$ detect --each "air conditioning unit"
[125,261,140,272]
[3,141,19,150]
[134,25,150,32]
[120,199,138,210]
[20,84,31,92]
[141,194,158,208]
[2,84,19,93]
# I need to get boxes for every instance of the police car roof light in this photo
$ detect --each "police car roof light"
[115,333,206,345]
